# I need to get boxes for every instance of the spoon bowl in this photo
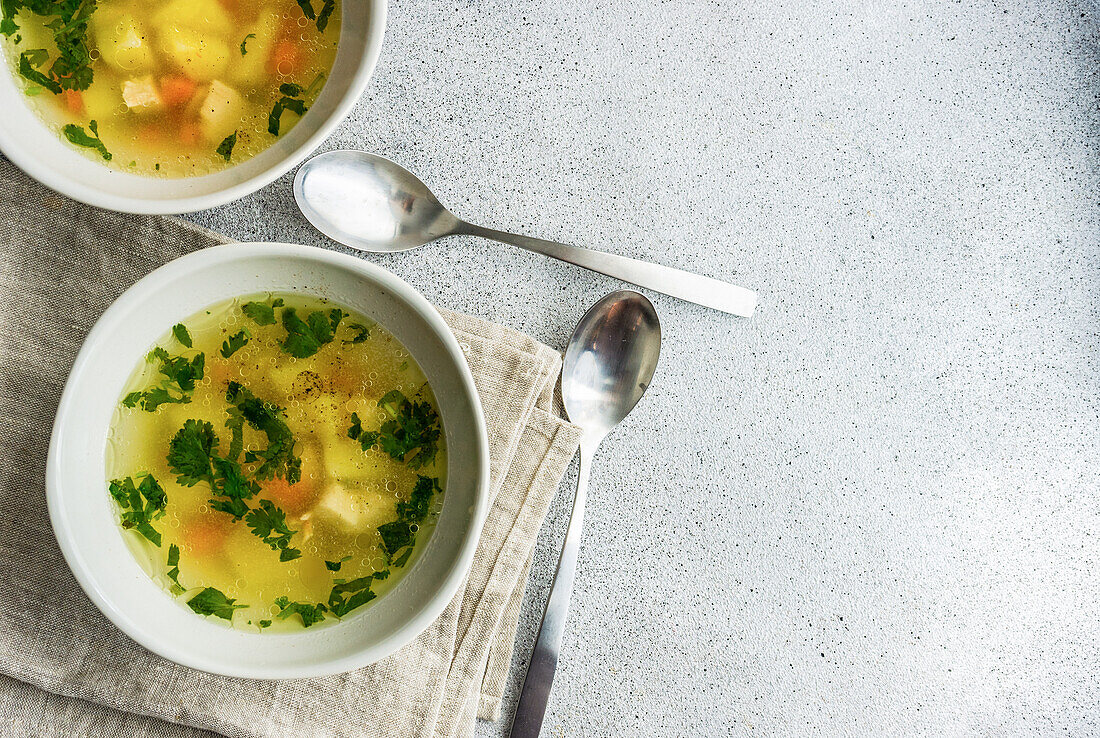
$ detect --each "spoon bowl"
[295,150,458,252]
[563,291,661,442]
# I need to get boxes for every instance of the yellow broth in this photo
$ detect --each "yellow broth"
[105,294,446,631]
[1,0,340,176]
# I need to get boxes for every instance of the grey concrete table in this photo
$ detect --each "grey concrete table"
[188,1,1100,734]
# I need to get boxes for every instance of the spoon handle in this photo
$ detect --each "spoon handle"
[508,450,593,738]
[455,222,757,317]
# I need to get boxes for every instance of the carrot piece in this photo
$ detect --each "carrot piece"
[61,89,84,114]
[159,75,197,108]
[136,123,165,146]
[178,121,201,146]
[263,477,316,516]
[268,40,302,75]
[181,518,230,557]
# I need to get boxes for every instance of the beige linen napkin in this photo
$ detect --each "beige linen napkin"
[0,160,582,738]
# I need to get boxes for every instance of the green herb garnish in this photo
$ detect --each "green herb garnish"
[316,0,335,31]
[374,475,441,565]
[239,33,255,55]
[377,520,413,562]
[279,307,344,358]
[274,596,327,627]
[294,0,315,20]
[348,390,441,470]
[226,382,302,483]
[166,419,259,520]
[4,0,97,92]
[187,587,245,620]
[107,474,167,546]
[290,0,332,32]
[123,346,205,411]
[397,475,441,523]
[344,322,371,344]
[220,329,249,358]
[325,556,351,572]
[326,571,390,617]
[166,543,184,594]
[241,297,284,325]
[257,619,272,628]
[172,323,192,348]
[18,50,60,93]
[267,86,309,136]
[245,499,300,561]
[216,131,236,163]
[62,120,111,161]
[167,419,219,486]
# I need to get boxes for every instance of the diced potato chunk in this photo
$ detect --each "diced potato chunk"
[158,29,230,81]
[152,0,232,36]
[197,80,244,142]
[82,74,121,119]
[121,76,163,112]
[229,12,279,86]
[92,8,155,73]
[325,440,391,483]
[152,0,233,80]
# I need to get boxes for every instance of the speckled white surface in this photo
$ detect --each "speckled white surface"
[187,0,1100,734]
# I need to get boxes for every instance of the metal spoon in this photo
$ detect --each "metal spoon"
[508,290,661,738]
[293,151,757,317]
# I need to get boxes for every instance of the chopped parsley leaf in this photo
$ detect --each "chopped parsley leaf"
[267,89,308,136]
[5,0,96,92]
[245,499,301,561]
[122,346,205,412]
[167,419,261,521]
[172,323,192,348]
[187,587,245,620]
[216,131,236,163]
[150,347,205,392]
[220,329,249,358]
[377,520,413,561]
[241,297,284,325]
[226,381,302,483]
[325,556,351,572]
[257,619,272,628]
[18,50,60,93]
[374,475,442,565]
[108,474,167,547]
[274,596,327,627]
[279,307,345,358]
[167,419,218,486]
[63,120,111,161]
[397,475,441,523]
[166,543,184,594]
[316,0,335,31]
[294,0,315,21]
[348,390,441,469]
[344,322,371,344]
[239,33,255,55]
[326,574,387,617]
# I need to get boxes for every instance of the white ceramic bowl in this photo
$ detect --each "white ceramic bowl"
[46,243,489,678]
[0,1,385,214]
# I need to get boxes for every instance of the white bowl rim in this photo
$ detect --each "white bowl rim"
[45,242,491,678]
[0,3,387,215]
